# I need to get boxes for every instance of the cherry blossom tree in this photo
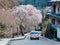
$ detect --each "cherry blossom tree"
[12,5,42,35]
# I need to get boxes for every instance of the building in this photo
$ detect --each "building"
[47,0,60,40]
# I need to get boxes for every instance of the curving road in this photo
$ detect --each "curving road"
[9,36,60,45]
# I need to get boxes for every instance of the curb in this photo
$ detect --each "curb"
[11,36,25,41]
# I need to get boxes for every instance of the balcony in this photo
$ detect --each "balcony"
[47,13,60,19]
[51,22,60,29]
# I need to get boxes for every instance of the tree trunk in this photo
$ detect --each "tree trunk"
[20,25,24,36]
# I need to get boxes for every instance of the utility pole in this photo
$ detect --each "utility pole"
[41,0,44,19]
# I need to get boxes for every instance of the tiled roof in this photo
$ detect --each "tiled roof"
[49,0,60,2]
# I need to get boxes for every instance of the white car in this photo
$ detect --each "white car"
[30,31,41,40]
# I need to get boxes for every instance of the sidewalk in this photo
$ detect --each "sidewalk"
[0,39,11,45]
[0,36,25,45]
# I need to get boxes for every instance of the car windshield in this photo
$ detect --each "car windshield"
[31,32,38,34]
[35,28,42,31]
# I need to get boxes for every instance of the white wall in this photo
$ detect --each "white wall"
[56,27,60,38]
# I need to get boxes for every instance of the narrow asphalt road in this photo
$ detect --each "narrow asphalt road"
[9,36,60,45]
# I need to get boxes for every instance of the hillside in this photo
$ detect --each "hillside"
[0,0,17,9]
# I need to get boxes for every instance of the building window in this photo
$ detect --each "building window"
[52,19,55,24]
[57,20,60,25]
[53,4,56,13]
[58,4,60,14]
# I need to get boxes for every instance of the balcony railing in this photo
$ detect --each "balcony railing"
[47,13,60,18]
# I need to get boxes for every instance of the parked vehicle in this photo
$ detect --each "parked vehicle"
[30,31,40,40]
